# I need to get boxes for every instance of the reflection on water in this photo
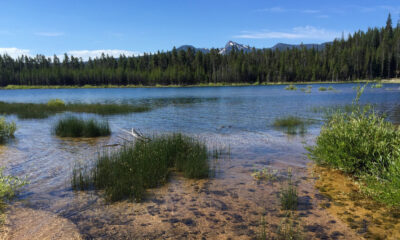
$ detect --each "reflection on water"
[0,84,399,238]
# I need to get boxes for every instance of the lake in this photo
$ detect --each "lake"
[0,83,399,239]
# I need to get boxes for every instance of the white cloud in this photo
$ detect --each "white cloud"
[257,7,320,14]
[234,26,343,41]
[65,49,142,60]
[35,32,64,37]
[0,48,31,58]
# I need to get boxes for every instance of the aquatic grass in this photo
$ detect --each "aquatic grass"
[273,116,310,135]
[47,99,65,108]
[285,84,297,91]
[72,133,212,202]
[371,83,383,88]
[318,86,327,91]
[280,168,298,211]
[0,100,151,119]
[252,167,279,182]
[308,84,400,206]
[0,117,16,143]
[53,116,111,138]
[327,86,334,91]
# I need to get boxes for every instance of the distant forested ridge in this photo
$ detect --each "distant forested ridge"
[0,15,399,86]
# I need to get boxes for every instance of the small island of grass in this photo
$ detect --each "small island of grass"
[54,116,111,138]
[72,133,211,202]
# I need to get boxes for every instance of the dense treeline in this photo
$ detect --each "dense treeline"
[0,15,399,86]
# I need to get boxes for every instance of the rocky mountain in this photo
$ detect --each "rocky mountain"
[176,41,328,55]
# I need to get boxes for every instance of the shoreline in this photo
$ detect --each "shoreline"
[1,79,399,90]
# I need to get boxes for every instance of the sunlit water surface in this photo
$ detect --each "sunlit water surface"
[0,84,399,239]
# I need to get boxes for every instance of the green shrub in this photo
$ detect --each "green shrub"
[72,133,211,202]
[308,85,400,206]
[54,116,111,138]
[0,117,16,143]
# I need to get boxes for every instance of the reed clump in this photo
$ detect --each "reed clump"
[0,100,151,119]
[0,117,16,143]
[273,116,309,135]
[308,84,400,206]
[72,133,211,202]
[53,116,111,138]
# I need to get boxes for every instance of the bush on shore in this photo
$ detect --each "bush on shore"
[307,85,400,206]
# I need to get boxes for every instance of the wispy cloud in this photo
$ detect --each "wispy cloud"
[65,49,142,60]
[0,48,31,58]
[234,26,343,41]
[257,7,320,14]
[35,32,64,37]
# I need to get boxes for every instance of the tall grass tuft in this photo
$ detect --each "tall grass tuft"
[72,133,211,202]
[318,86,327,91]
[273,116,309,135]
[0,167,27,221]
[308,84,400,206]
[0,117,16,143]
[280,168,298,211]
[54,116,111,138]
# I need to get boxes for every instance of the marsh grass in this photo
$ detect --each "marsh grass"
[318,86,327,91]
[72,133,212,202]
[280,168,298,211]
[371,83,383,88]
[285,84,297,91]
[54,116,111,138]
[308,84,400,206]
[0,100,151,119]
[0,117,16,143]
[273,116,311,135]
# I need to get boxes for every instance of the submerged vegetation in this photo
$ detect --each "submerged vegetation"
[308,85,400,206]
[273,116,310,135]
[0,100,151,119]
[54,116,111,138]
[72,133,212,202]
[0,117,16,143]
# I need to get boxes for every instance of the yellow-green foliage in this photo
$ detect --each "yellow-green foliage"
[0,117,16,143]
[47,99,65,108]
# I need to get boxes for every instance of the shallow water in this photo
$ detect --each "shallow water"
[0,83,399,239]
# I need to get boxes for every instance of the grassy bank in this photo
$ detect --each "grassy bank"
[72,133,211,202]
[0,117,16,143]
[0,99,151,119]
[307,85,400,206]
[53,116,111,138]
[1,79,399,90]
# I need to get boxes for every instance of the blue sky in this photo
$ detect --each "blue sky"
[0,0,399,59]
